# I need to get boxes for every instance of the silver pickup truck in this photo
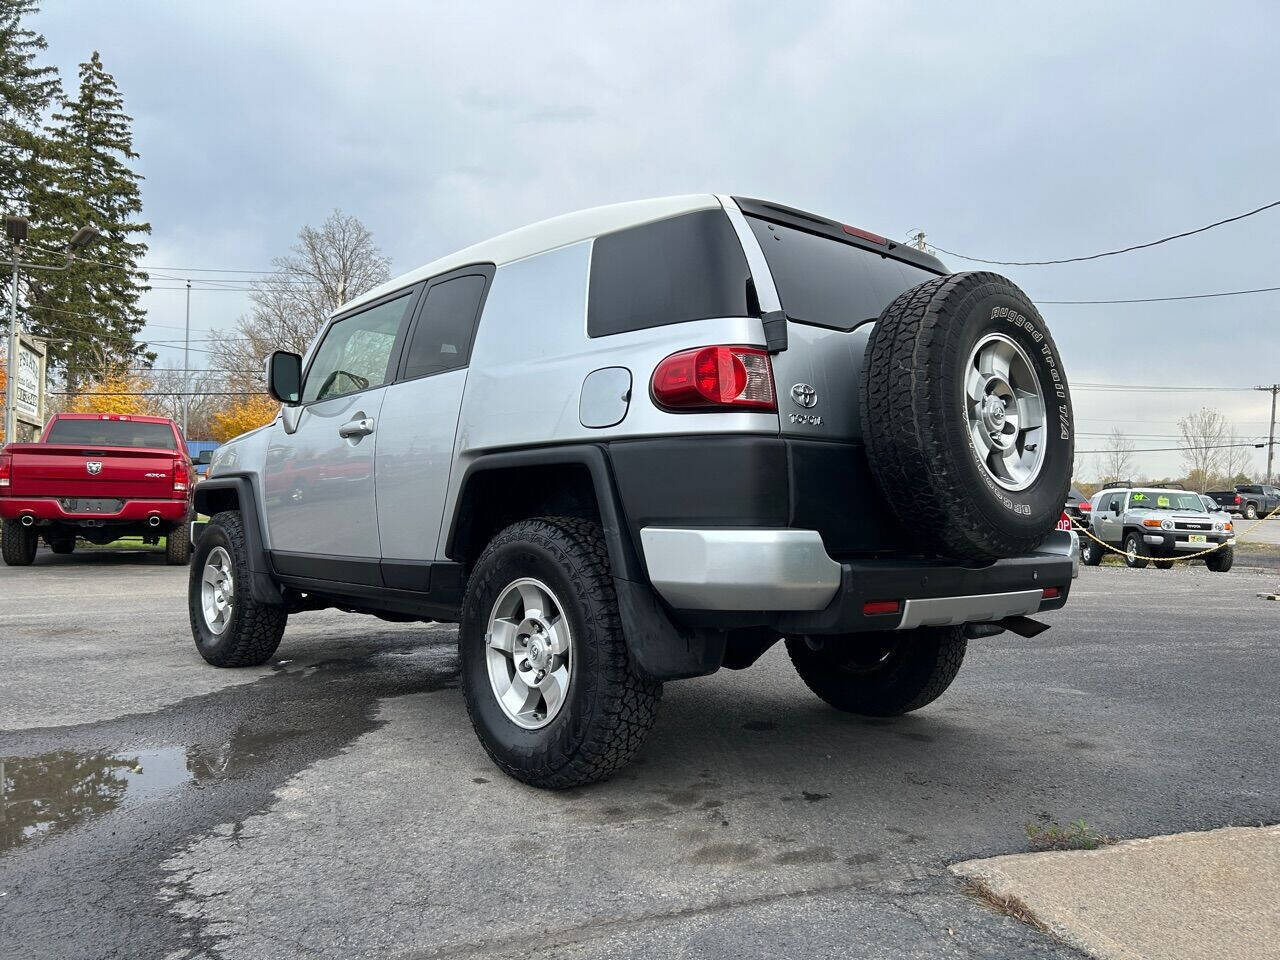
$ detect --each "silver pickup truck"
[1080,486,1235,571]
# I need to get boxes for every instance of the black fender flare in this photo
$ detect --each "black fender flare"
[445,445,722,681]
[193,475,284,605]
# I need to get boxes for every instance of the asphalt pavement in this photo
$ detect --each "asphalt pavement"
[1,549,1278,959]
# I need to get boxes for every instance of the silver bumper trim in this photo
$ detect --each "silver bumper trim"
[639,527,842,611]
[897,589,1044,630]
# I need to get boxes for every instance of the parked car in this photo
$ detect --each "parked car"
[0,413,193,565]
[188,194,1077,788]
[1079,485,1234,571]
[1064,486,1091,523]
[1207,483,1280,520]
[1200,493,1232,520]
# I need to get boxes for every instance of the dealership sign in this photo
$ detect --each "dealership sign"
[15,340,40,417]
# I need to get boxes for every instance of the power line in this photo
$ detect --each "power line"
[1072,382,1256,393]
[1075,440,1267,454]
[932,198,1280,266]
[1039,284,1280,305]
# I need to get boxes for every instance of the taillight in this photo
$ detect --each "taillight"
[1079,501,1091,511]
[173,458,189,493]
[651,346,775,412]
[1235,495,1242,505]
[0,453,10,488]
[1042,587,1061,600]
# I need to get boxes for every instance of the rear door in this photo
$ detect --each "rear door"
[738,206,943,443]
[375,265,493,584]
[263,289,418,571]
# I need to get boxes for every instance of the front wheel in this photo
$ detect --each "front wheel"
[1079,537,1104,566]
[785,626,967,717]
[188,510,287,666]
[1,520,38,566]
[460,517,661,788]
[1205,545,1234,573]
[1123,532,1150,569]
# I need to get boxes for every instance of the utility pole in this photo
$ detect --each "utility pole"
[1258,384,1279,484]
[183,279,191,441]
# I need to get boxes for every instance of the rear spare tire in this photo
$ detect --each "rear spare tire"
[860,272,1073,561]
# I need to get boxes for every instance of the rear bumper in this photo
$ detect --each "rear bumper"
[639,526,1074,633]
[0,497,188,524]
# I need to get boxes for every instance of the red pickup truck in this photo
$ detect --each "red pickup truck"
[0,413,193,566]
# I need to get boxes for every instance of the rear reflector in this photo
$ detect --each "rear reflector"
[842,224,889,245]
[862,599,901,616]
[651,346,775,411]
[1042,587,1061,600]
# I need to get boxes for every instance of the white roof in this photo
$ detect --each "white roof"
[341,194,722,314]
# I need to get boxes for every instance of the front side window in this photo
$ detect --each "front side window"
[401,274,488,380]
[302,294,412,403]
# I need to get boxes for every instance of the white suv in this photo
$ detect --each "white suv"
[189,195,1077,787]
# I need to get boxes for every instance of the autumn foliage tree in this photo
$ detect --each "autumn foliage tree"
[209,394,278,442]
[64,374,149,416]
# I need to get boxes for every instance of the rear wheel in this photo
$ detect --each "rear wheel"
[1123,532,1149,569]
[1,520,38,566]
[1245,503,1259,520]
[460,517,661,788]
[785,626,967,716]
[165,519,191,565]
[188,510,287,666]
[1205,545,1234,573]
[1079,537,1103,566]
[861,272,1073,561]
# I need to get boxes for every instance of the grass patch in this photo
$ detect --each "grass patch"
[1025,819,1112,851]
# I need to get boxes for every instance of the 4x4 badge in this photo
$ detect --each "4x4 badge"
[790,383,817,408]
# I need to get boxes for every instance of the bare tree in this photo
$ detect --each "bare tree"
[1098,428,1136,485]
[210,210,392,393]
[1177,407,1228,492]
[1217,426,1255,486]
[144,364,220,438]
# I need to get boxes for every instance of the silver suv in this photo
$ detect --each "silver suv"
[1080,486,1235,571]
[189,195,1077,787]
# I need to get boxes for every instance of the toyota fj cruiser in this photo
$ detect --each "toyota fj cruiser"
[189,195,1076,787]
[1079,485,1235,571]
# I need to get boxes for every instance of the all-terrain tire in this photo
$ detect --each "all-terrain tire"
[1205,545,1234,573]
[188,510,287,667]
[165,518,191,566]
[460,517,662,789]
[1080,536,1104,566]
[1123,531,1149,569]
[785,626,967,716]
[1245,503,1259,520]
[860,272,1073,561]
[1,520,38,566]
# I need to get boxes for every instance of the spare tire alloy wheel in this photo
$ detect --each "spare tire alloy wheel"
[486,578,572,729]
[861,272,1073,561]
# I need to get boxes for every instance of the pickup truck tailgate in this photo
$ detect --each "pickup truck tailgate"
[5,444,178,499]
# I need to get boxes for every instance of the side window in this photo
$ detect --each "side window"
[302,294,413,403]
[587,209,751,337]
[401,273,489,380]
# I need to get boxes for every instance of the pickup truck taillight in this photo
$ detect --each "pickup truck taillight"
[173,458,189,494]
[651,346,776,412]
[1079,501,1091,511]
[0,452,10,488]
[1235,495,1242,505]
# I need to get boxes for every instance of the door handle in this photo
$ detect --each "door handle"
[338,417,375,439]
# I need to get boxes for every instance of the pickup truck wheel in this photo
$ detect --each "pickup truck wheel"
[1205,545,1234,573]
[2,520,39,566]
[460,517,661,789]
[1244,503,1259,520]
[188,510,287,667]
[165,519,191,566]
[1079,537,1103,566]
[861,272,1072,561]
[784,626,967,717]
[46,535,76,555]
[1123,532,1149,569]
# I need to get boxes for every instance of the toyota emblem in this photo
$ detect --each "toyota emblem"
[86,461,103,476]
[790,383,818,409]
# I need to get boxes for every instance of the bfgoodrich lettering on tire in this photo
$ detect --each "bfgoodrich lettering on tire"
[460,517,661,788]
[860,272,1073,561]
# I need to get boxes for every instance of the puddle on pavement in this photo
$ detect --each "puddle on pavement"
[2,728,296,853]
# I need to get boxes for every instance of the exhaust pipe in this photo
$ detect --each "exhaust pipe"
[148,514,162,528]
[20,514,34,527]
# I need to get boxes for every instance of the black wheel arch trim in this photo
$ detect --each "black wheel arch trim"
[193,475,284,606]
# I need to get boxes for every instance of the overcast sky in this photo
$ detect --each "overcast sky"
[33,1,1280,477]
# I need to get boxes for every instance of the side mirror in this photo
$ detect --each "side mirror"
[195,449,213,465]
[267,351,303,405]
[1111,502,1121,514]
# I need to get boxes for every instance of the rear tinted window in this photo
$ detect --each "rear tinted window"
[587,210,751,337]
[749,218,938,331]
[401,273,488,379]
[47,419,177,450]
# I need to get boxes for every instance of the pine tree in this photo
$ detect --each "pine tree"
[28,51,153,394]
[0,0,61,319]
